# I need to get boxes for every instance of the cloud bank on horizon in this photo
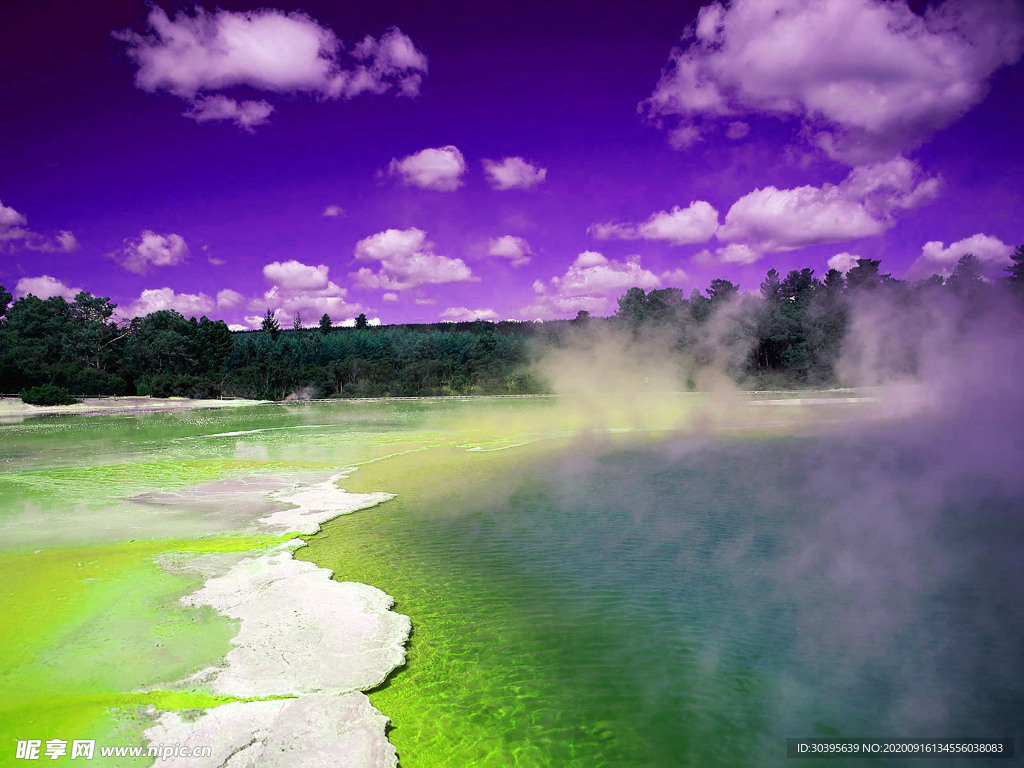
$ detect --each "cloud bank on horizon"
[1,0,1022,326]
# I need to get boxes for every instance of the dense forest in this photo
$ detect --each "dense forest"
[2,250,1022,402]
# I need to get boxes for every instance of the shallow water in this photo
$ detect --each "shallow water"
[2,396,1020,766]
[303,425,1024,767]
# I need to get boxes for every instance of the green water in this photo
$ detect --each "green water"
[0,400,445,763]
[301,415,1024,767]
[1,397,1020,766]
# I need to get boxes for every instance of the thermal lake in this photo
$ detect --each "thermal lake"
[1,393,1021,766]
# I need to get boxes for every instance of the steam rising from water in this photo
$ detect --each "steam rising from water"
[522,289,1024,743]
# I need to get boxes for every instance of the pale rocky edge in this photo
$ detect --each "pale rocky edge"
[0,396,269,423]
[144,472,409,768]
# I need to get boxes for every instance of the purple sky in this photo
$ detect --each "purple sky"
[2,0,1022,328]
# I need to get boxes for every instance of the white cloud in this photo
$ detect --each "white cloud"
[262,260,329,290]
[228,323,249,331]
[482,157,547,190]
[0,201,27,228]
[715,243,761,264]
[643,0,1024,162]
[258,259,359,320]
[590,200,719,245]
[128,287,215,317]
[440,307,499,322]
[906,233,1015,280]
[323,205,345,217]
[718,156,938,253]
[115,8,428,130]
[487,235,532,267]
[522,252,660,319]
[112,230,190,274]
[184,96,274,131]
[216,289,245,309]
[14,275,83,301]
[661,268,690,284]
[382,292,399,302]
[352,227,473,290]
[827,252,861,273]
[340,316,381,327]
[53,231,80,252]
[0,199,78,253]
[387,146,466,191]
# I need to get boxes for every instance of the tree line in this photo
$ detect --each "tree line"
[1,247,1022,401]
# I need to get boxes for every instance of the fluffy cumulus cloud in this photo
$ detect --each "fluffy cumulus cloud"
[112,230,189,273]
[0,201,25,229]
[906,233,1015,280]
[115,7,428,130]
[828,252,861,273]
[523,251,660,319]
[661,267,690,285]
[216,288,245,308]
[14,275,83,301]
[0,199,78,253]
[387,146,466,191]
[440,307,500,322]
[258,259,358,322]
[482,157,547,190]
[643,0,1024,162]
[352,227,473,291]
[128,287,215,317]
[263,259,329,290]
[715,243,760,264]
[487,235,532,267]
[323,205,344,217]
[590,200,719,245]
[718,156,939,254]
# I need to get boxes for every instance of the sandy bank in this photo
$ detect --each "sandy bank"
[168,542,410,698]
[146,470,407,766]
[145,693,398,768]
[0,395,267,422]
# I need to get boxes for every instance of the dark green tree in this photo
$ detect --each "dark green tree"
[645,288,685,325]
[777,268,822,380]
[688,288,711,323]
[355,313,369,330]
[0,285,11,319]
[319,313,332,334]
[845,258,891,292]
[1006,244,1024,290]
[759,269,782,303]
[948,253,984,294]
[292,312,302,330]
[754,269,786,376]
[823,268,845,293]
[615,287,649,329]
[707,279,739,305]
[261,308,280,340]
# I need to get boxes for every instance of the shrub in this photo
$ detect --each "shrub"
[21,384,81,406]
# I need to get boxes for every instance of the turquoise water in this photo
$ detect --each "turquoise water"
[305,429,1024,767]
[2,398,1020,766]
